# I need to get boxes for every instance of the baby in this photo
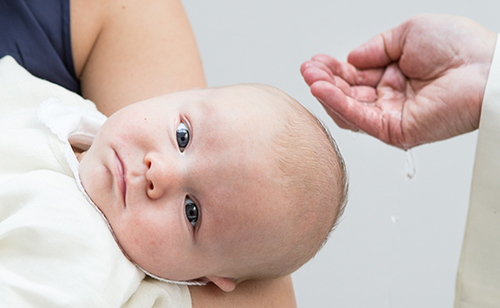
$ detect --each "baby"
[77,83,348,292]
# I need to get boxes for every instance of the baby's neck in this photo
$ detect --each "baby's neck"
[72,145,87,163]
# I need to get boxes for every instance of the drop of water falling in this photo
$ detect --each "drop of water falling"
[391,215,400,224]
[405,149,416,179]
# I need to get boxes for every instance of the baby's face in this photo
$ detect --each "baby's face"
[79,86,287,291]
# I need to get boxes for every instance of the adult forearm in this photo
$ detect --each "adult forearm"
[71,0,206,116]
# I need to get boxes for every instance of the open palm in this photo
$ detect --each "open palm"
[301,14,496,149]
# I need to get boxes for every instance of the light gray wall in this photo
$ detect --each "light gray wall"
[181,1,500,307]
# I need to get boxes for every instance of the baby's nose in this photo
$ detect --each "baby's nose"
[144,152,180,200]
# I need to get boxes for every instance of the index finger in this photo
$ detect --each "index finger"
[310,80,385,138]
[311,54,385,87]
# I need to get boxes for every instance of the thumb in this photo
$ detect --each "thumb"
[347,23,408,69]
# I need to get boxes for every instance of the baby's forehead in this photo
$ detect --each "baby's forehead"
[208,84,291,109]
[183,87,280,125]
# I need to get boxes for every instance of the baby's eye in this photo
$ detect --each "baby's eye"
[185,197,199,228]
[176,122,190,152]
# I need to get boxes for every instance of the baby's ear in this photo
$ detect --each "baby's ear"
[205,276,236,292]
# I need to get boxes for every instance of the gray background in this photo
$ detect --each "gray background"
[181,1,500,307]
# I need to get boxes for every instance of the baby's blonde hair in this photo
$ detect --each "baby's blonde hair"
[235,84,348,281]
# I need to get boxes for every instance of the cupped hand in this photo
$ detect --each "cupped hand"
[301,14,497,149]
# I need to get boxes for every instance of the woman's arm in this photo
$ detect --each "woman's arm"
[189,276,297,308]
[70,0,206,116]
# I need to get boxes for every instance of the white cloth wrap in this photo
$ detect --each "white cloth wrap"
[454,35,500,307]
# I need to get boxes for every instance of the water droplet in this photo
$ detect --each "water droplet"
[405,149,416,179]
[391,215,399,223]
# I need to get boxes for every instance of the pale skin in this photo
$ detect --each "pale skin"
[301,14,497,149]
[77,87,299,293]
[70,0,296,306]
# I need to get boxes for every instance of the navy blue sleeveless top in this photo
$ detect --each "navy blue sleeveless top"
[0,0,80,94]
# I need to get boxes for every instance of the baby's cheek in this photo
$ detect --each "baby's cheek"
[118,224,165,271]
[118,215,156,253]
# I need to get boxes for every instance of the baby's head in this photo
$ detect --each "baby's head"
[78,84,348,291]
